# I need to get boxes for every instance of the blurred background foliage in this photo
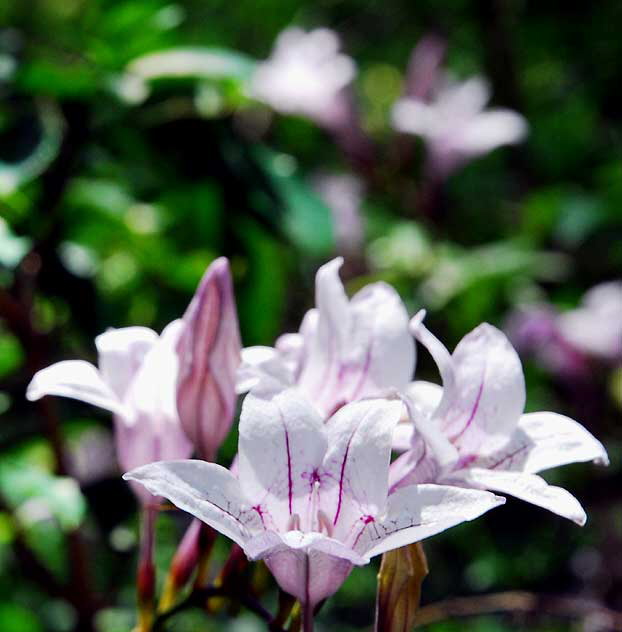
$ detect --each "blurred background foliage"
[0,0,621,630]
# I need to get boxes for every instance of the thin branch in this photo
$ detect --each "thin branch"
[152,584,287,632]
[415,590,622,628]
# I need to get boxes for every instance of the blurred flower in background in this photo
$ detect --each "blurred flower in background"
[507,281,622,379]
[313,172,364,261]
[392,73,528,177]
[251,27,356,127]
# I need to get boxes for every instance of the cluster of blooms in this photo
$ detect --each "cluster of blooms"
[27,257,608,616]
[506,281,622,379]
[250,29,527,175]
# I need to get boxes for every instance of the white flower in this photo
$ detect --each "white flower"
[392,75,527,174]
[391,312,608,525]
[27,324,192,504]
[251,28,356,124]
[125,389,503,607]
[557,281,622,363]
[237,257,415,417]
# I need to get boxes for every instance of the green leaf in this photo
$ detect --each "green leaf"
[0,330,25,378]
[255,147,335,256]
[0,603,43,632]
[16,60,101,99]
[0,459,86,532]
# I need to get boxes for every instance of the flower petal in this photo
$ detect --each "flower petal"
[297,257,350,411]
[458,109,528,156]
[237,389,327,531]
[118,321,192,470]
[404,381,443,423]
[245,530,364,606]
[321,398,404,540]
[362,484,504,558]
[454,467,587,526]
[176,257,242,459]
[413,319,525,455]
[298,258,414,415]
[236,346,294,395]
[347,281,415,397]
[95,326,158,399]
[26,360,127,417]
[476,412,609,474]
[388,440,442,492]
[123,460,262,546]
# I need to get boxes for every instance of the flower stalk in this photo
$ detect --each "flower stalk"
[136,506,157,632]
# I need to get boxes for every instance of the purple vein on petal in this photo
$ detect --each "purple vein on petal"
[333,434,353,526]
[451,371,485,442]
[349,344,373,401]
[487,443,530,470]
[280,410,294,516]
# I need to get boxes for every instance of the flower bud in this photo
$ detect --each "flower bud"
[176,257,241,459]
[375,542,428,632]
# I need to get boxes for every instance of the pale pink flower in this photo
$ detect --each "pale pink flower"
[506,281,622,377]
[557,281,622,364]
[313,173,364,259]
[237,257,415,418]
[125,388,504,608]
[391,312,608,525]
[251,28,356,126]
[392,74,527,176]
[27,323,192,504]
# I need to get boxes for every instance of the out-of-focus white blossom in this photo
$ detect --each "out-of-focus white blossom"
[392,74,527,175]
[506,281,622,376]
[313,174,364,257]
[557,281,622,363]
[251,28,356,125]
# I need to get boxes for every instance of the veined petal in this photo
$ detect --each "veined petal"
[292,259,415,416]
[388,444,441,491]
[26,360,128,417]
[346,282,415,397]
[413,319,525,455]
[454,467,587,526]
[518,412,609,471]
[321,398,404,540]
[245,530,364,606]
[237,389,327,531]
[95,326,158,399]
[176,257,241,459]
[297,257,350,411]
[362,484,504,558]
[123,460,262,546]
[476,412,609,474]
